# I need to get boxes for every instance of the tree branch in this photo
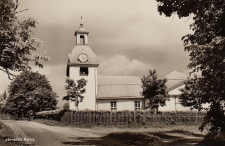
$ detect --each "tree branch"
[0,68,15,80]
[15,9,29,14]
[13,0,19,12]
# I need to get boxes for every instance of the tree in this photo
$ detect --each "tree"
[63,102,69,110]
[0,0,50,79]
[156,0,225,134]
[141,69,168,111]
[179,75,208,111]
[2,71,58,118]
[0,91,8,113]
[63,78,87,109]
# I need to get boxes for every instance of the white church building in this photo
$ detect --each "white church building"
[66,23,191,111]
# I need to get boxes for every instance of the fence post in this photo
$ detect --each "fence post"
[153,112,156,124]
[100,111,102,124]
[196,112,198,124]
[70,111,73,124]
[77,112,80,123]
[110,111,112,125]
[126,112,128,127]
[134,111,136,123]
[89,112,91,125]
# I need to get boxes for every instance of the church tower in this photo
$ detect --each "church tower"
[67,21,98,110]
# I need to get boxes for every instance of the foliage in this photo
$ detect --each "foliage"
[179,76,206,111]
[0,0,50,79]
[156,0,225,45]
[199,132,225,146]
[63,78,87,109]
[0,91,7,112]
[63,102,69,110]
[35,109,67,121]
[156,0,225,134]
[2,71,58,118]
[141,69,168,110]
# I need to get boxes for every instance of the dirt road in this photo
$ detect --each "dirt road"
[1,120,208,146]
[2,120,102,146]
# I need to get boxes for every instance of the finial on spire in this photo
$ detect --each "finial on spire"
[80,16,83,27]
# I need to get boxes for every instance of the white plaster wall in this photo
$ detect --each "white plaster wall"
[168,84,185,95]
[159,84,210,111]
[69,66,97,110]
[159,85,190,111]
[84,35,88,44]
[76,34,88,45]
[158,97,192,111]
[97,99,144,110]
[76,34,80,45]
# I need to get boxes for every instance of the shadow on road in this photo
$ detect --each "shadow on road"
[61,130,208,146]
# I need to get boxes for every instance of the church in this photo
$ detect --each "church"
[66,23,191,111]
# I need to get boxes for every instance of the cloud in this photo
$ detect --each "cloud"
[0,72,11,94]
[1,0,194,108]
[98,55,153,76]
[16,0,193,75]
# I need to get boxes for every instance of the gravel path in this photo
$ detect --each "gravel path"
[1,120,206,146]
[2,120,102,146]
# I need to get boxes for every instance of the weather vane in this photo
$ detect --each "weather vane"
[80,16,83,27]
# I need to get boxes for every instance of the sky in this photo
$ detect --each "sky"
[0,0,193,108]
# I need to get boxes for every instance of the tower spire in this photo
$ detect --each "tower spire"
[80,16,83,27]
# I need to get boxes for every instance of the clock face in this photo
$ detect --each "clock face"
[78,53,88,63]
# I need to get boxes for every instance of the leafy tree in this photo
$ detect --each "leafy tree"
[0,0,50,79]
[63,102,69,110]
[141,69,168,111]
[0,91,8,113]
[63,78,87,109]
[179,76,205,111]
[156,0,225,134]
[2,71,58,118]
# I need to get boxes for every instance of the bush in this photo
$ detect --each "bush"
[35,109,68,121]
[199,133,225,146]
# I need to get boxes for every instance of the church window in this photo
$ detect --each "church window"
[134,101,140,110]
[80,67,88,76]
[80,35,85,44]
[111,102,117,110]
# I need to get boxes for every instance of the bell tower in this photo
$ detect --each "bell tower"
[67,20,99,110]
[75,18,88,45]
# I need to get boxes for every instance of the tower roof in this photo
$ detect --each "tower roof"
[68,45,97,64]
[75,23,89,36]
[68,21,97,65]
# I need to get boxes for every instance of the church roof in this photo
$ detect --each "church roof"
[68,45,97,64]
[98,76,142,85]
[160,70,188,91]
[97,71,188,99]
[97,76,142,99]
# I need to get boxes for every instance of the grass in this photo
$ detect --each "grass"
[0,120,21,146]
[32,119,208,134]
[33,119,67,127]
